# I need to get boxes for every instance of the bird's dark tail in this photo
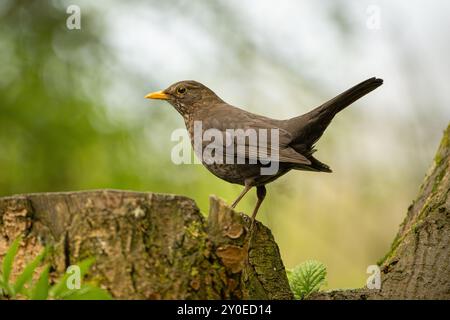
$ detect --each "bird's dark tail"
[286,77,383,148]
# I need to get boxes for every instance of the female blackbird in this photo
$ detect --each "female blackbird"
[146,77,383,239]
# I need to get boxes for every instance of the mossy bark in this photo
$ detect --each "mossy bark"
[0,191,292,299]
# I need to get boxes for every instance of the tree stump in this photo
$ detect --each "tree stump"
[0,191,292,299]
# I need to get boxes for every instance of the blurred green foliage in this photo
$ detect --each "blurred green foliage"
[0,1,245,213]
[0,1,447,290]
[0,1,135,193]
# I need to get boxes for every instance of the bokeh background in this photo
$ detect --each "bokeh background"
[1,0,449,289]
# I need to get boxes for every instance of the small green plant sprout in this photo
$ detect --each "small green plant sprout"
[287,260,327,299]
[0,236,112,300]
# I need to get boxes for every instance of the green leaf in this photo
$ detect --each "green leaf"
[13,247,48,295]
[50,257,95,298]
[2,236,22,287]
[30,265,50,300]
[0,278,7,297]
[77,257,96,278]
[62,284,112,300]
[288,260,327,299]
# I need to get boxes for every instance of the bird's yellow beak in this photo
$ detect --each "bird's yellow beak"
[145,90,169,100]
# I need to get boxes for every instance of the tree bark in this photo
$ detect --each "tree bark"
[0,123,448,300]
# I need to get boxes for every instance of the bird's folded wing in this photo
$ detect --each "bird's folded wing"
[201,132,311,165]
[199,107,311,165]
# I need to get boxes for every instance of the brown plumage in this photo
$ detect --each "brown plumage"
[146,77,383,242]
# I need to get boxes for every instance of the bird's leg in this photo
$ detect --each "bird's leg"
[247,185,266,250]
[231,183,252,208]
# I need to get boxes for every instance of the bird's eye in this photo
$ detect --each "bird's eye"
[177,87,186,94]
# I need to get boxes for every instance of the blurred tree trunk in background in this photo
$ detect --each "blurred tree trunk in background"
[312,123,450,299]
[0,124,448,300]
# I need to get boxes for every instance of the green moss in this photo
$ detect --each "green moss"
[211,260,223,270]
[435,154,442,166]
[377,233,401,266]
[185,220,202,238]
[190,267,198,277]
[432,168,446,193]
[434,125,449,166]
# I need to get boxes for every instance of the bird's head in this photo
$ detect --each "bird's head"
[145,80,222,116]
